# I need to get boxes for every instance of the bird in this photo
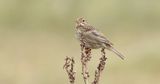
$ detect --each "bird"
[75,17,124,60]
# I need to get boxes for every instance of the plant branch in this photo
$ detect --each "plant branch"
[92,48,107,84]
[63,57,76,84]
[80,43,92,84]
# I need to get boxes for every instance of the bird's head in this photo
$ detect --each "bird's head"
[75,17,88,30]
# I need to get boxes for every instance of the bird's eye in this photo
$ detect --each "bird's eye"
[82,20,85,22]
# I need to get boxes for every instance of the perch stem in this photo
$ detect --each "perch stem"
[80,43,91,84]
[92,48,107,84]
[63,57,76,84]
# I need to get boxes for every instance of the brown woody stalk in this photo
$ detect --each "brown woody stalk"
[80,43,92,84]
[64,43,107,84]
[92,48,107,84]
[63,57,76,84]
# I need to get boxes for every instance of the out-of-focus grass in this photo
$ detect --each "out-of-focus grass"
[0,30,160,84]
[0,0,160,84]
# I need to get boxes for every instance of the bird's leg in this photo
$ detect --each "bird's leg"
[92,48,107,84]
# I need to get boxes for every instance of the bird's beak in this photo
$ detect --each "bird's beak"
[79,23,84,26]
[76,23,83,29]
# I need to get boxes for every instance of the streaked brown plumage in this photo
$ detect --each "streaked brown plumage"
[75,17,124,60]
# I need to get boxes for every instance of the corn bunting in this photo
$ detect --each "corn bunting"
[75,17,124,60]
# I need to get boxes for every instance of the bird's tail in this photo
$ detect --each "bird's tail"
[109,46,125,60]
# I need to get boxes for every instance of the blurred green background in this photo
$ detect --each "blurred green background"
[0,0,160,84]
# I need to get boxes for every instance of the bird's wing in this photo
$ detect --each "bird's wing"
[85,29,113,45]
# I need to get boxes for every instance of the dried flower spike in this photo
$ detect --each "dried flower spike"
[63,57,76,84]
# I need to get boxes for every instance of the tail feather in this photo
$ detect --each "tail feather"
[109,47,125,60]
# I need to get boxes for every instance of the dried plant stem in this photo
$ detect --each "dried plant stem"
[63,57,76,84]
[81,43,92,84]
[64,40,108,84]
[92,48,107,84]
